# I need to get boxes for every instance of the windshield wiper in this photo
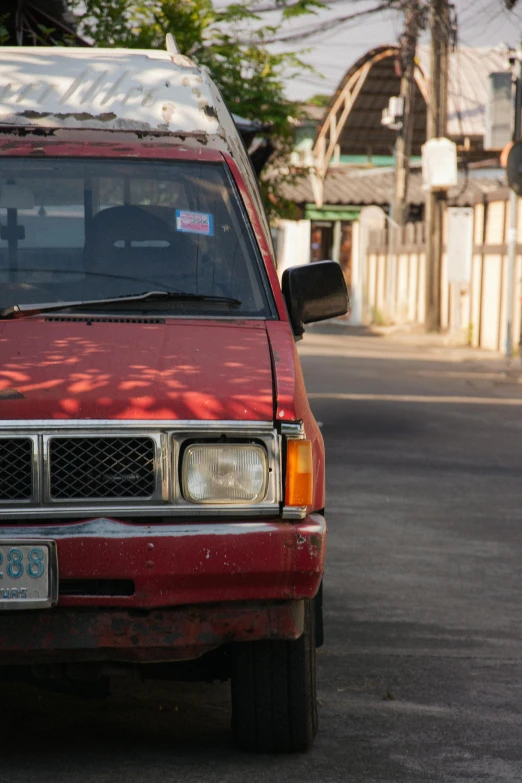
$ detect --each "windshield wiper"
[0,290,242,319]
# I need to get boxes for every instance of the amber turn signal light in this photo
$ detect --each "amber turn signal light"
[285,439,313,506]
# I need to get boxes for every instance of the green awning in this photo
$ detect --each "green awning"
[305,204,361,221]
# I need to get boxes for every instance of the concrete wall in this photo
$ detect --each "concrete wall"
[274,219,311,278]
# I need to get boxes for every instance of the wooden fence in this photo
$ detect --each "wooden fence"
[365,193,522,352]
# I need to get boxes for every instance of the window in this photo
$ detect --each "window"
[0,159,274,318]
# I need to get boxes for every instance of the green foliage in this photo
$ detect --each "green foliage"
[0,14,10,45]
[308,93,330,108]
[70,0,319,218]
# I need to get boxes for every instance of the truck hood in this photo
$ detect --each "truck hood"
[0,318,274,421]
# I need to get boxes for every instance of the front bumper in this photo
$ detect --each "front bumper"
[0,600,306,664]
[0,513,325,664]
[0,513,325,608]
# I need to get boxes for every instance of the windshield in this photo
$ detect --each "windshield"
[0,158,274,317]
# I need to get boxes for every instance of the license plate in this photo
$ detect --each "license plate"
[0,540,58,610]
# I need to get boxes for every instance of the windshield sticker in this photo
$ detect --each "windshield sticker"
[176,210,214,236]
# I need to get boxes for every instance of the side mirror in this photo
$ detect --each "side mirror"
[507,141,522,195]
[281,260,349,337]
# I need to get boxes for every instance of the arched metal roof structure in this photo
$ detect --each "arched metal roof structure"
[311,45,508,206]
[311,45,426,199]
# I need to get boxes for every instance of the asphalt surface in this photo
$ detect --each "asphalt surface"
[3,328,522,782]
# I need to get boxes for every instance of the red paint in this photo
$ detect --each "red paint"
[224,153,289,321]
[265,321,326,511]
[0,130,328,663]
[0,138,224,162]
[0,319,273,420]
[28,514,325,610]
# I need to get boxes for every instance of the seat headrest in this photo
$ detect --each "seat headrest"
[85,205,173,248]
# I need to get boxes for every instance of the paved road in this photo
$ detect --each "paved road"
[4,329,522,782]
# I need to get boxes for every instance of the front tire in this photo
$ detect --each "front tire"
[231,599,318,753]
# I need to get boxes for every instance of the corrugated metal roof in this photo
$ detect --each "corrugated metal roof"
[280,166,506,208]
[0,47,221,135]
[416,45,509,138]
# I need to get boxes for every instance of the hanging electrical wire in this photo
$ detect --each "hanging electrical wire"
[233,2,394,45]
[248,0,389,13]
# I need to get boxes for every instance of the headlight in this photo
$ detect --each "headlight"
[181,443,268,504]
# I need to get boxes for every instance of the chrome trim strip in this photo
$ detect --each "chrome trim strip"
[280,420,306,518]
[0,518,314,540]
[0,503,280,521]
[0,420,274,431]
[282,505,307,520]
[280,421,305,439]
[0,420,281,520]
[160,432,170,502]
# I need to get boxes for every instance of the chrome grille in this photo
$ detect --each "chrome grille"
[49,437,156,499]
[0,421,280,520]
[0,438,33,500]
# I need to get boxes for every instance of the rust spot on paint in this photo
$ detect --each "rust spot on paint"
[161,103,176,124]
[0,126,55,137]
[20,111,118,122]
[201,104,218,120]
[309,534,322,550]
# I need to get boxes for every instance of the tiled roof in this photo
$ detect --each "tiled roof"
[313,45,510,157]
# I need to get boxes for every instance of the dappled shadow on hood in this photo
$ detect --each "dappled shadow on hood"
[0,319,274,421]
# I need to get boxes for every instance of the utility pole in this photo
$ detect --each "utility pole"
[392,1,425,227]
[386,1,425,318]
[425,0,450,331]
[506,46,522,359]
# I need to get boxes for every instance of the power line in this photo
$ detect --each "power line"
[248,0,386,13]
[232,2,393,44]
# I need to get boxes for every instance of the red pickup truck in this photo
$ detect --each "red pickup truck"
[0,45,348,752]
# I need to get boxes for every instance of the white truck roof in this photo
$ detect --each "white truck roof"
[0,47,230,137]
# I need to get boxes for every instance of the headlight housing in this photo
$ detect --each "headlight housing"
[181,443,268,504]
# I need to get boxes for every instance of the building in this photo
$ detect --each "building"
[275,44,510,288]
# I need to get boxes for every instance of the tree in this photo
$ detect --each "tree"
[0,0,87,46]
[68,0,325,218]
[307,94,330,108]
